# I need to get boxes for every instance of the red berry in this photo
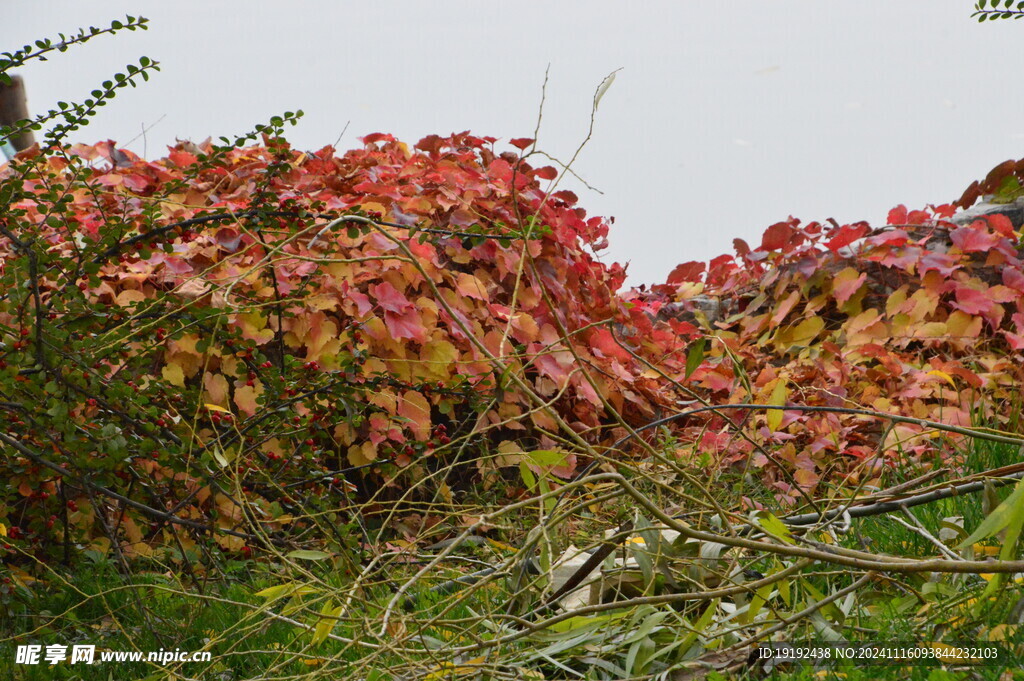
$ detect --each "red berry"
[305,439,315,446]
[66,500,78,512]
[20,328,29,337]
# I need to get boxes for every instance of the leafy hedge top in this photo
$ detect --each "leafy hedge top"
[4,127,1024,559]
[642,195,1024,501]
[0,131,697,556]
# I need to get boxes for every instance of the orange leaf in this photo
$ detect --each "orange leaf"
[455,273,489,302]
[398,391,431,440]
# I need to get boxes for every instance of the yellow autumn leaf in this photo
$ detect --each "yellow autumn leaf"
[115,289,147,307]
[793,316,825,343]
[347,441,377,467]
[161,362,185,388]
[926,370,957,389]
[203,372,230,407]
[419,339,458,380]
[946,310,983,339]
[767,378,788,431]
[204,403,231,413]
[235,311,276,345]
[776,316,825,351]
[912,321,948,339]
[234,384,262,417]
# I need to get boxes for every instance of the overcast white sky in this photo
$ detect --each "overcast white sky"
[8,2,1023,285]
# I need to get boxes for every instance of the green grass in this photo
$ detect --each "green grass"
[6,425,1024,679]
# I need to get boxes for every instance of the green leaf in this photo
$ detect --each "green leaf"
[286,550,332,561]
[254,582,304,600]
[547,609,630,634]
[524,449,569,468]
[753,512,795,545]
[684,337,706,379]
[518,461,537,491]
[958,477,1024,548]
[311,601,342,646]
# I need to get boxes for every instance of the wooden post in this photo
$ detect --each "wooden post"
[0,75,36,152]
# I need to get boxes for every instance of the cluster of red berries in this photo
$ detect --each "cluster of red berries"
[8,329,30,350]
[433,423,450,445]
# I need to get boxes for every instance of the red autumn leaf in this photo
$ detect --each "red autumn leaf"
[369,281,413,314]
[706,253,738,286]
[414,134,444,153]
[360,132,395,145]
[1003,267,1024,293]
[887,204,908,225]
[733,238,751,258]
[534,166,558,181]
[907,209,931,225]
[214,227,242,252]
[950,224,1000,252]
[551,189,578,205]
[956,180,981,209]
[760,221,795,251]
[168,149,197,167]
[868,229,910,247]
[588,327,632,362]
[384,308,427,343]
[666,261,706,285]
[1004,329,1024,351]
[825,223,870,253]
[509,138,534,150]
[918,251,959,276]
[986,213,1015,237]
[951,286,994,315]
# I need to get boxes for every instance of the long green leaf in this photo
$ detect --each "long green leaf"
[958,477,1024,548]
